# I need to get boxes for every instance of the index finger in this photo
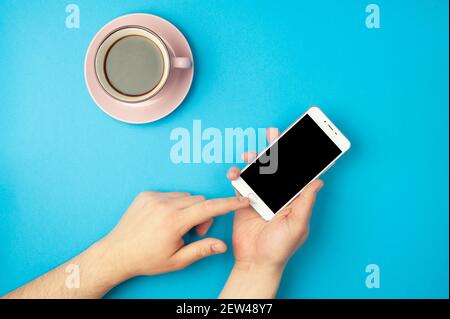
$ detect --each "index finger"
[267,127,281,144]
[181,197,250,231]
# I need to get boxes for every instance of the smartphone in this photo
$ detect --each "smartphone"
[232,106,351,221]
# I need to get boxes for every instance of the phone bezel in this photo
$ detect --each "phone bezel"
[231,106,351,221]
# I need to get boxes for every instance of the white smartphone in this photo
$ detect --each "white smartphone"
[232,106,351,221]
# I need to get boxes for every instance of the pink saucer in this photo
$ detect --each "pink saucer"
[84,14,194,124]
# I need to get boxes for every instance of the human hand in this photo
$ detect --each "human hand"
[227,128,323,269]
[4,191,250,299]
[220,128,323,298]
[100,191,250,280]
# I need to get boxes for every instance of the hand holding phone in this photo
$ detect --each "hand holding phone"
[232,106,351,220]
[220,128,325,298]
[227,129,324,262]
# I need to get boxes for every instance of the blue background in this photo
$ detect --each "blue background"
[0,0,448,298]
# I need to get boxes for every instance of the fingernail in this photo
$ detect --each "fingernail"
[211,243,226,254]
[238,196,250,204]
[317,182,324,192]
[228,167,239,179]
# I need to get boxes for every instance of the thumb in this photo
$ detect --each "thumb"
[172,238,227,268]
[288,179,324,227]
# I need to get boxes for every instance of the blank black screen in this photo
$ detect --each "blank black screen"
[240,114,342,213]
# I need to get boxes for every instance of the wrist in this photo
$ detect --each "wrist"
[233,260,285,275]
[220,261,285,299]
[86,238,133,289]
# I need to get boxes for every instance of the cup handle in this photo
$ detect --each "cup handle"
[172,57,192,69]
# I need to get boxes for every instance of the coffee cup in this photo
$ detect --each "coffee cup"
[95,27,192,103]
